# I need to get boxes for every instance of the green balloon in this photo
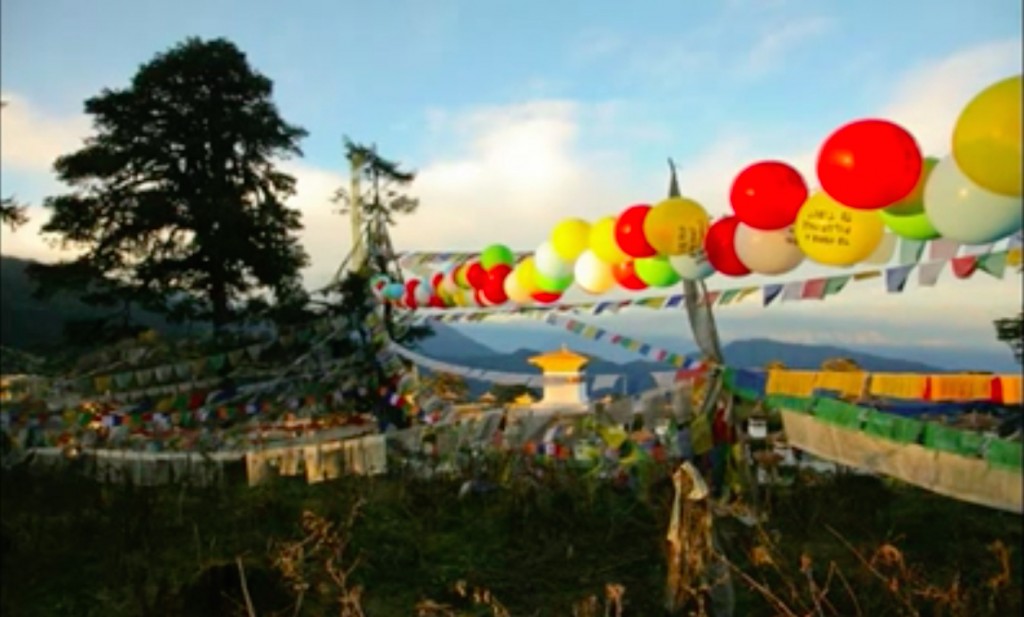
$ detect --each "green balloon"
[879,157,941,240]
[535,271,573,292]
[480,243,515,270]
[879,206,940,240]
[634,256,681,288]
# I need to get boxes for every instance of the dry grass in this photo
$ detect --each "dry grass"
[1,459,1020,616]
[270,502,367,616]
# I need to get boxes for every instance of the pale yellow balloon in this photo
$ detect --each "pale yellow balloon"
[452,289,471,307]
[643,197,710,256]
[588,216,629,265]
[734,224,804,275]
[953,75,1022,196]
[795,192,884,266]
[503,270,534,304]
[573,250,615,294]
[550,218,591,262]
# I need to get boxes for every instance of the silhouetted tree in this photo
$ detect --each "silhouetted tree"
[821,357,861,372]
[31,37,308,332]
[0,197,28,232]
[0,102,28,231]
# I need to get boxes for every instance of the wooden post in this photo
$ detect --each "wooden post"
[348,147,365,272]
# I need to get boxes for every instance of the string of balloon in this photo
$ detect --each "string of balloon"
[366,75,1021,312]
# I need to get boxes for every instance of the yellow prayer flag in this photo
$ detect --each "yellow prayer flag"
[868,373,928,399]
[1007,248,1021,267]
[853,270,882,281]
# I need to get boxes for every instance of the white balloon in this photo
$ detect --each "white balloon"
[573,250,615,294]
[924,155,1023,244]
[503,271,533,304]
[534,240,573,279]
[413,279,432,305]
[734,224,804,275]
[669,250,715,281]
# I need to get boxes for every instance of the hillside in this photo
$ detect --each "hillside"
[0,255,192,352]
[719,338,941,373]
[410,322,948,398]
[0,255,988,381]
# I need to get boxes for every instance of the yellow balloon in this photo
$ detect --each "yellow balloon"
[952,75,1022,196]
[550,218,591,262]
[514,256,540,293]
[643,197,710,256]
[452,289,471,307]
[588,216,629,265]
[795,192,884,266]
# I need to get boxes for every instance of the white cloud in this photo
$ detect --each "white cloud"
[0,93,90,172]
[1,38,1021,353]
[880,38,1023,156]
[393,101,643,256]
[0,205,81,263]
[276,162,349,289]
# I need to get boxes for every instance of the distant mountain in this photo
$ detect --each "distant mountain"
[3,253,1014,380]
[0,255,193,353]
[720,339,943,373]
[414,321,502,360]
[408,325,1005,399]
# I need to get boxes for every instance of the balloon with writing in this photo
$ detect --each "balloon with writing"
[795,191,884,266]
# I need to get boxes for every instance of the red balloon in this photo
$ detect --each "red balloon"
[730,161,808,230]
[487,263,513,282]
[816,119,922,210]
[611,261,648,290]
[472,288,490,306]
[482,277,508,305]
[430,272,444,289]
[531,290,562,304]
[480,264,512,304]
[465,261,487,288]
[403,279,421,308]
[614,204,657,258]
[704,217,751,277]
[427,295,445,308]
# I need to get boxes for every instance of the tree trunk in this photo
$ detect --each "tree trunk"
[210,276,229,332]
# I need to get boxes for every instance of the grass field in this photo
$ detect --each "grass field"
[1,457,1020,616]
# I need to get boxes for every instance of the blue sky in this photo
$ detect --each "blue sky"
[1,0,1022,364]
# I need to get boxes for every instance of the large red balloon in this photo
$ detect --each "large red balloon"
[611,261,648,290]
[730,161,808,230]
[614,204,657,258]
[531,290,562,304]
[465,261,487,289]
[704,217,751,277]
[482,266,510,304]
[816,119,923,210]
